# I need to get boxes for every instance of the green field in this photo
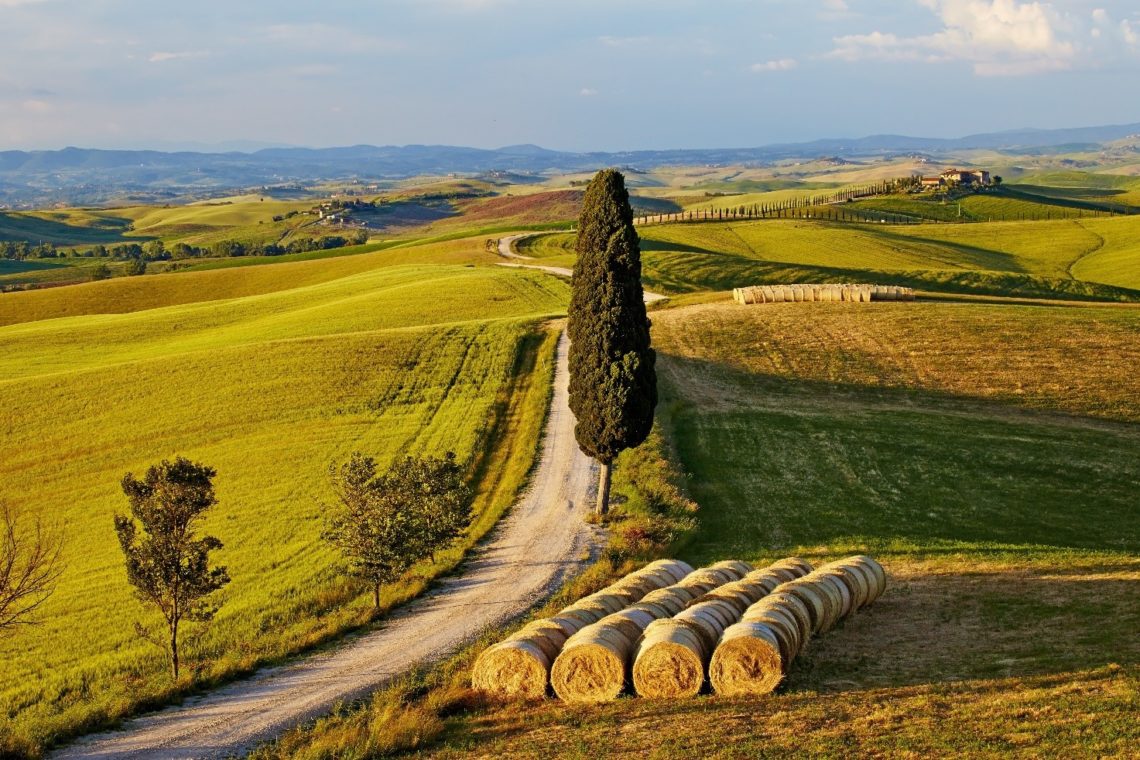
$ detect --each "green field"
[364,299,1140,759]
[516,216,1140,300]
[0,254,569,755]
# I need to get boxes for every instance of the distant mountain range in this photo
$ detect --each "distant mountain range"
[3,122,1139,207]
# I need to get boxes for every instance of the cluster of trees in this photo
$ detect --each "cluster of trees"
[1,232,368,263]
[105,452,472,679]
[4,448,472,682]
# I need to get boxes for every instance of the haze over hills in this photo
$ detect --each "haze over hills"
[3,122,1140,208]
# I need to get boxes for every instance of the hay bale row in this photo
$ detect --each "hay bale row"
[733,284,915,305]
[550,560,753,703]
[471,558,694,698]
[632,558,815,698]
[709,555,887,697]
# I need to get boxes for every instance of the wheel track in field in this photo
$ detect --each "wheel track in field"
[52,331,603,760]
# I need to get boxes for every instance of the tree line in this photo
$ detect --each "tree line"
[0,231,368,263]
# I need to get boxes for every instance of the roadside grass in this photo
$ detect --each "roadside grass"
[281,298,1140,759]
[0,265,568,757]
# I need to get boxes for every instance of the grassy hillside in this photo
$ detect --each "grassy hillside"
[0,236,504,326]
[0,262,569,756]
[519,217,1140,300]
[367,299,1139,759]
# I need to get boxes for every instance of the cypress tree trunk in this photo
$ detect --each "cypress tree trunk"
[596,462,612,516]
[568,170,657,517]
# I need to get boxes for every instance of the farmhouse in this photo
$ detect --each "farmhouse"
[941,168,992,185]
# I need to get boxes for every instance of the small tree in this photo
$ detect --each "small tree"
[114,457,230,680]
[124,258,147,276]
[568,169,658,515]
[90,263,112,281]
[0,503,63,634]
[325,453,472,609]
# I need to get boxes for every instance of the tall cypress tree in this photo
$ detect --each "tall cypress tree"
[568,169,657,515]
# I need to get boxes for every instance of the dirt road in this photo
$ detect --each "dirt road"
[53,333,601,760]
[496,234,668,303]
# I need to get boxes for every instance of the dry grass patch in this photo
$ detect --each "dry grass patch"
[653,300,1140,422]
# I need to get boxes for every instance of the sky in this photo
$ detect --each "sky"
[2,0,1140,152]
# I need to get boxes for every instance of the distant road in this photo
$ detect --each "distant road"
[53,333,601,760]
[496,234,667,303]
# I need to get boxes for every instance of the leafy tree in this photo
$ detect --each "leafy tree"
[114,458,230,680]
[124,258,147,276]
[567,169,658,515]
[90,263,112,281]
[143,240,166,261]
[325,453,471,609]
[0,503,63,634]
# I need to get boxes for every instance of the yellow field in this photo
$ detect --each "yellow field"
[0,256,569,754]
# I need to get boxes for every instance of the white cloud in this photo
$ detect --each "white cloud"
[1124,20,1139,45]
[148,51,208,63]
[829,0,1076,76]
[819,0,853,20]
[579,87,598,96]
[21,98,52,113]
[751,58,798,72]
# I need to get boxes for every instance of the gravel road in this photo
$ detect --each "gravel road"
[497,234,667,303]
[53,332,601,760]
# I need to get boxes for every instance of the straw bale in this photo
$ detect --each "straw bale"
[632,621,708,698]
[709,622,785,696]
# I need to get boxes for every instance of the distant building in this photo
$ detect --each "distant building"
[940,169,992,185]
[921,177,945,188]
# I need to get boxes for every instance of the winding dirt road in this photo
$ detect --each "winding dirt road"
[497,234,668,303]
[53,333,601,760]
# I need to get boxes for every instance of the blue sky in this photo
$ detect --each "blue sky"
[2,0,1139,151]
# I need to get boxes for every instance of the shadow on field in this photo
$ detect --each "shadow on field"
[789,562,1140,692]
[640,247,1140,302]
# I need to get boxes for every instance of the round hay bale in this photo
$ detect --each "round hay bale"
[544,614,589,638]
[800,576,842,632]
[557,607,603,627]
[671,612,723,655]
[472,639,552,699]
[768,566,802,584]
[708,559,753,578]
[633,623,708,699]
[848,555,887,601]
[834,562,875,609]
[740,610,800,666]
[813,574,852,628]
[751,592,813,642]
[823,566,866,613]
[709,623,785,696]
[769,557,814,578]
[602,610,653,643]
[629,600,675,619]
[820,565,868,611]
[792,287,805,303]
[642,559,694,584]
[639,589,689,615]
[773,582,828,635]
[551,628,634,703]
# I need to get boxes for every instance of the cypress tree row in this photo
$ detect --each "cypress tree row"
[568,169,657,515]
